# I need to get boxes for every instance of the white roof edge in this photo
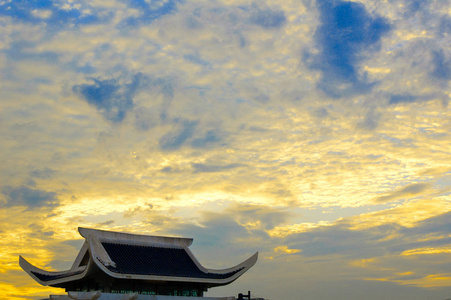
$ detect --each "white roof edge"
[206,251,258,274]
[19,256,89,287]
[183,245,209,273]
[78,227,193,247]
[185,246,258,275]
[89,234,116,268]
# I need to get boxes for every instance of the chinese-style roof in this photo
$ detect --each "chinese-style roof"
[19,227,258,289]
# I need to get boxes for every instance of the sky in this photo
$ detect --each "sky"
[0,0,450,299]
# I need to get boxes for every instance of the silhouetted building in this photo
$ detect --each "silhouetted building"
[20,227,258,300]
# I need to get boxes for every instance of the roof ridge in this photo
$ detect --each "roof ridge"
[100,239,184,249]
[78,227,193,247]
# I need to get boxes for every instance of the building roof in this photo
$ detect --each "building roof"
[20,227,258,288]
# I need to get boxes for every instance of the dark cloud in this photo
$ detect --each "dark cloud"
[167,203,291,252]
[382,136,417,148]
[254,94,270,103]
[438,15,451,37]
[152,77,175,122]
[5,41,59,63]
[280,207,451,261]
[73,73,148,123]
[386,211,451,253]
[431,49,451,81]
[249,3,286,29]
[357,109,381,130]
[159,120,198,150]
[124,204,155,218]
[153,77,174,98]
[237,32,247,48]
[29,168,56,179]
[171,210,284,254]
[247,126,269,132]
[375,183,430,203]
[192,163,245,173]
[185,14,203,29]
[286,223,385,258]
[183,53,210,66]
[408,210,451,235]
[191,130,222,148]
[312,107,329,119]
[28,223,55,237]
[134,107,158,131]
[75,64,96,74]
[286,212,451,260]
[389,94,418,105]
[124,204,178,227]
[226,203,292,231]
[387,235,451,255]
[1,185,57,209]
[160,166,175,173]
[25,179,37,188]
[306,0,391,98]
[96,220,115,226]
[171,214,249,248]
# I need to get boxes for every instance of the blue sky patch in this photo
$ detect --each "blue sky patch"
[121,0,179,27]
[0,0,101,28]
[72,74,148,123]
[2,185,57,209]
[183,53,210,66]
[159,119,198,150]
[307,0,391,98]
[431,50,451,80]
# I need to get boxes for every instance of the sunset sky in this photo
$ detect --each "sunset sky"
[1,0,451,299]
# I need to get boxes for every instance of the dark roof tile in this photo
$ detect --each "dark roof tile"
[101,242,242,279]
[31,269,85,282]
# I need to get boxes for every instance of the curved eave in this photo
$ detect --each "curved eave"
[19,256,90,287]
[206,251,258,274]
[91,250,258,286]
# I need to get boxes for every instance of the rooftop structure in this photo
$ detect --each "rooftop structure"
[20,227,258,300]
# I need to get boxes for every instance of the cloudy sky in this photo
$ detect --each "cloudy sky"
[1,0,450,299]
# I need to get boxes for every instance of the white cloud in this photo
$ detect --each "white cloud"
[31,9,52,19]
